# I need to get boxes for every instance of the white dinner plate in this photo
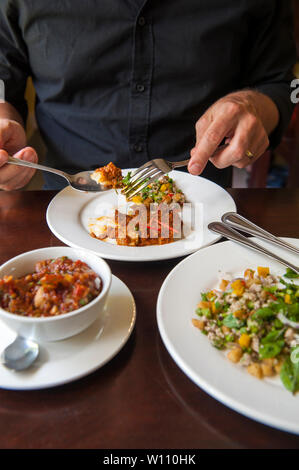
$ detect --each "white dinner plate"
[157,237,299,434]
[0,275,136,390]
[46,170,236,262]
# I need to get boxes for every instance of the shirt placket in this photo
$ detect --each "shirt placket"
[129,5,154,166]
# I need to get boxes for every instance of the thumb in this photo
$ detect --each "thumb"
[14,146,38,163]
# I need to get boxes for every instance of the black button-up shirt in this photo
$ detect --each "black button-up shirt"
[0,0,296,189]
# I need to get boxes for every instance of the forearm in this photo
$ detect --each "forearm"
[0,101,24,127]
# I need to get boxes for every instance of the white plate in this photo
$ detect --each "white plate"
[46,170,236,261]
[157,237,299,434]
[0,275,136,390]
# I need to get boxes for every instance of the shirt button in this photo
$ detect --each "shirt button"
[138,16,146,26]
[134,143,144,153]
[136,83,145,92]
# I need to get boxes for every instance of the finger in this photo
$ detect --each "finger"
[189,115,211,162]
[210,114,264,169]
[233,134,269,169]
[188,114,237,175]
[0,149,9,167]
[0,147,37,189]
[15,146,38,163]
[0,119,26,154]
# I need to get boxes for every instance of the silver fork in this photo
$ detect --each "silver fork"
[122,144,228,199]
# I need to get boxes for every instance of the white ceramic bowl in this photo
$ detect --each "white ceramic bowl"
[0,247,112,342]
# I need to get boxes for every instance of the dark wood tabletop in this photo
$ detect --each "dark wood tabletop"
[0,188,298,449]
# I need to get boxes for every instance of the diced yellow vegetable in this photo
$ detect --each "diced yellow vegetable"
[192,318,205,330]
[219,279,229,291]
[160,183,169,192]
[197,301,211,309]
[211,301,220,314]
[231,279,245,296]
[285,294,292,304]
[257,266,269,277]
[238,334,251,348]
[132,195,143,204]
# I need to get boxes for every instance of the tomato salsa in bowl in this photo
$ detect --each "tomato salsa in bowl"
[0,247,111,341]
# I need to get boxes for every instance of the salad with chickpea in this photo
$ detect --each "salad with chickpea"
[192,267,299,394]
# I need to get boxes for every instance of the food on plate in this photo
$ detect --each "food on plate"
[192,267,299,393]
[121,171,186,206]
[0,257,102,317]
[90,162,123,188]
[88,162,186,246]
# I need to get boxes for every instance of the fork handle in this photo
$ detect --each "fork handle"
[222,212,299,256]
[170,144,229,169]
[208,221,299,275]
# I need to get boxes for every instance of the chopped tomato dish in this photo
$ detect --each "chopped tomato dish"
[0,257,102,317]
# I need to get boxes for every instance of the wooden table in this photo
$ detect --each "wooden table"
[0,188,298,449]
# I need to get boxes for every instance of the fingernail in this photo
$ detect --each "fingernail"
[188,162,201,175]
[21,149,36,162]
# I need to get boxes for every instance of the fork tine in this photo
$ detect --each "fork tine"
[123,167,161,197]
[130,161,153,180]
[126,170,164,200]
[127,164,157,187]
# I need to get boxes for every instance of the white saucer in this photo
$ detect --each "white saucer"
[0,275,136,390]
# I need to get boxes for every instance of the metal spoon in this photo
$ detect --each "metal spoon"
[1,336,39,371]
[7,156,108,192]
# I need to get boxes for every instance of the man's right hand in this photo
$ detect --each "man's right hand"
[0,119,38,190]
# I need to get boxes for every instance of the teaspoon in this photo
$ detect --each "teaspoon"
[1,335,39,371]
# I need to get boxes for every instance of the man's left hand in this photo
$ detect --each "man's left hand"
[188,90,279,175]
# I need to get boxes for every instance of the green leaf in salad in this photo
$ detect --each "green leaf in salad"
[284,268,299,279]
[280,351,299,394]
[223,314,244,329]
[122,172,132,186]
[259,340,285,359]
[252,306,276,320]
[261,329,284,344]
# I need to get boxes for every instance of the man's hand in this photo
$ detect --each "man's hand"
[188,90,279,175]
[0,118,38,190]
